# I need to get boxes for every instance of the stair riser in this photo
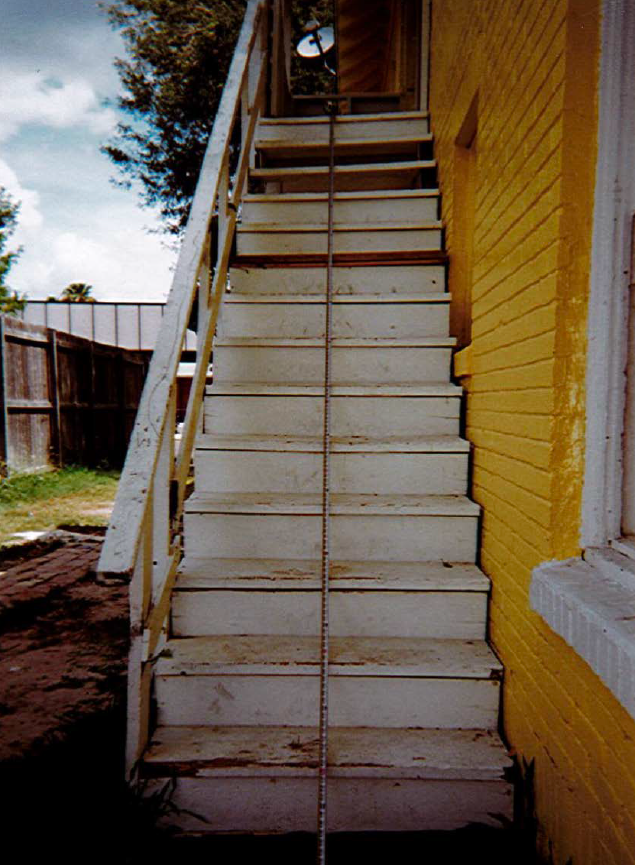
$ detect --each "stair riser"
[156,675,500,728]
[256,117,430,147]
[230,264,446,295]
[184,513,478,561]
[194,450,468,495]
[148,776,512,833]
[171,590,487,639]
[241,196,438,225]
[236,227,442,256]
[218,302,449,339]
[204,395,461,437]
[264,173,427,194]
[213,346,452,384]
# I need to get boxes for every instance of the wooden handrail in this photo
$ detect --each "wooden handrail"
[95,0,273,771]
[98,0,266,579]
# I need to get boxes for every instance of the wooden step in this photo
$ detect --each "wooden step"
[229,263,446,295]
[183,492,479,561]
[251,160,436,193]
[193,434,469,495]
[154,635,502,728]
[255,113,430,159]
[141,725,512,832]
[235,222,443,256]
[218,294,449,339]
[212,337,454,384]
[172,557,488,639]
[259,110,430,125]
[203,382,462,438]
[241,189,440,225]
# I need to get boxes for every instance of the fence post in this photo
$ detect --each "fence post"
[118,353,128,467]
[89,341,96,466]
[0,317,8,476]
[48,329,62,468]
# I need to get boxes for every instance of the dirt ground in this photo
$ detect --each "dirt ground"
[0,533,535,865]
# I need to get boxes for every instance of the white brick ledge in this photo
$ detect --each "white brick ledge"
[530,549,635,719]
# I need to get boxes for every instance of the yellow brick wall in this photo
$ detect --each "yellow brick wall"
[430,1,635,862]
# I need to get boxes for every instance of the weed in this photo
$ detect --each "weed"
[0,465,119,543]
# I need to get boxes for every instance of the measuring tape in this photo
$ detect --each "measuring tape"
[317,102,336,865]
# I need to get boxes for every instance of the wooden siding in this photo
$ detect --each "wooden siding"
[0,315,150,473]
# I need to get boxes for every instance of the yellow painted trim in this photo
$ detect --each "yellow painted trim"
[453,343,473,377]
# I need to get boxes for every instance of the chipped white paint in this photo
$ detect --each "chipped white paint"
[236,223,443,255]
[241,190,439,225]
[229,263,446,295]
[118,19,512,827]
[204,389,462,438]
[530,549,635,719]
[218,295,450,338]
[212,340,454,384]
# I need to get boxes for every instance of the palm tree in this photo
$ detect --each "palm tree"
[60,283,95,303]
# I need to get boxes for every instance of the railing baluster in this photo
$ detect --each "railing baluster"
[126,511,154,773]
[98,0,271,773]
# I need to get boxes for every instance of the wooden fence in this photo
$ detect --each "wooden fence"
[0,315,150,474]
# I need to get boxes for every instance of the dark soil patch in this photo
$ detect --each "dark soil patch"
[0,535,536,865]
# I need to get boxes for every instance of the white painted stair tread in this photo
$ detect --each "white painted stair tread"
[225,292,449,304]
[175,557,489,591]
[258,110,430,124]
[243,187,440,206]
[254,133,432,150]
[155,635,502,678]
[184,492,480,517]
[207,381,462,397]
[213,336,455,347]
[251,160,435,177]
[195,434,469,453]
[242,189,439,202]
[143,726,511,780]
[237,221,443,232]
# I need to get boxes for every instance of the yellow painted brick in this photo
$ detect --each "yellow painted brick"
[474,208,564,298]
[473,210,563,298]
[469,424,552,469]
[477,101,565,239]
[471,269,560,340]
[474,448,551,497]
[466,408,552,444]
[467,357,555,391]
[468,387,555,415]
[470,241,560,322]
[483,509,550,568]
[473,331,556,374]
[472,463,551,525]
[473,301,557,357]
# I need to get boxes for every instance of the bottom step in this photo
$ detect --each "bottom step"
[142,726,512,833]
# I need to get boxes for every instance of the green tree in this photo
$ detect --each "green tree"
[101,0,247,235]
[102,0,334,235]
[60,283,96,303]
[0,187,27,315]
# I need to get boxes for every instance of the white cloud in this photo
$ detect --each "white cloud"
[0,158,43,233]
[0,74,117,142]
[9,216,176,303]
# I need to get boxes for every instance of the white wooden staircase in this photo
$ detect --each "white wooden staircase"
[137,108,513,832]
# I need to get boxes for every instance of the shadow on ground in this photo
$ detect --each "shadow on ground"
[1,534,535,865]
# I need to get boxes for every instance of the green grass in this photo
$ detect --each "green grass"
[0,466,119,543]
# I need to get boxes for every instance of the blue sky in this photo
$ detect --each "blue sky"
[1,0,176,301]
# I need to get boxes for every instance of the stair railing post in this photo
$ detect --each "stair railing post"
[126,507,154,775]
